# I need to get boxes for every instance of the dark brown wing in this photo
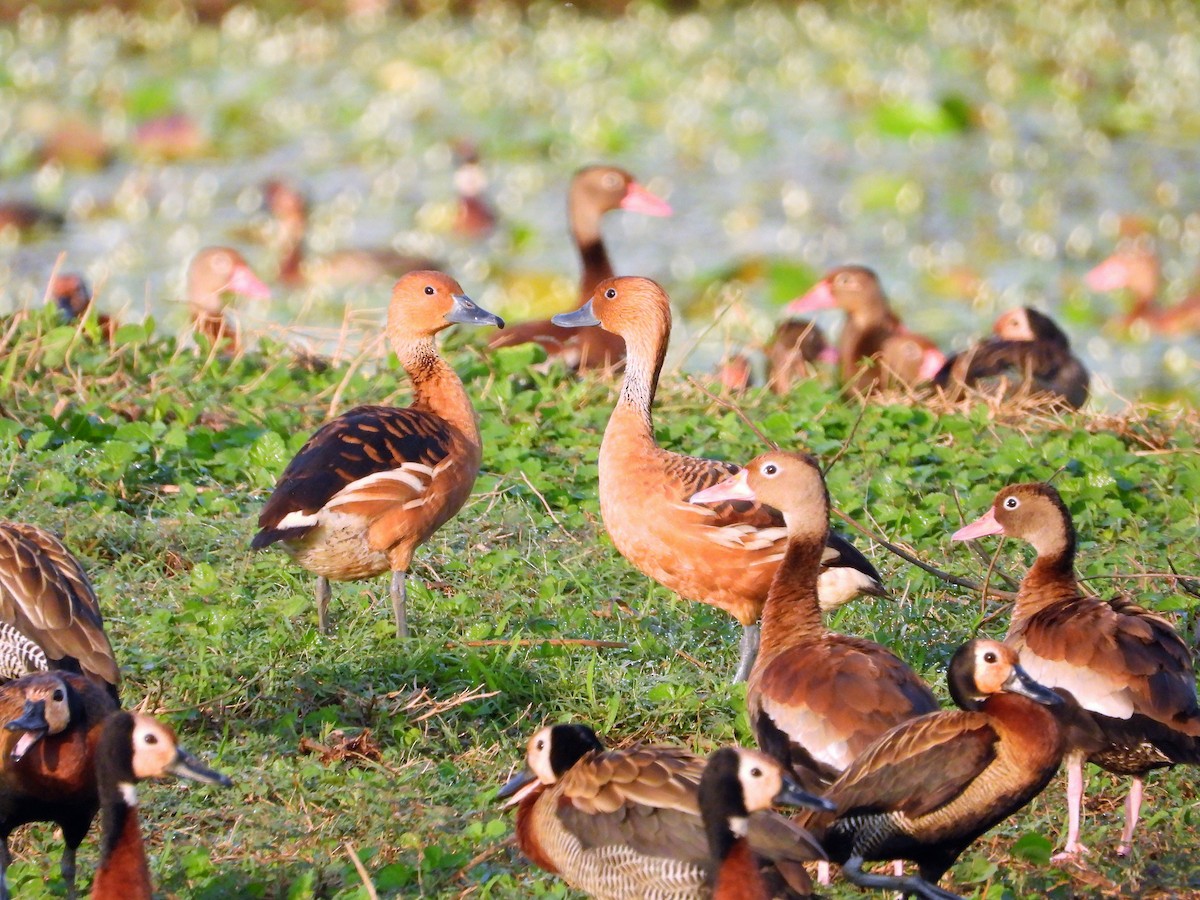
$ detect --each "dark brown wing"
[0,524,120,691]
[801,711,998,827]
[556,744,708,862]
[252,405,457,546]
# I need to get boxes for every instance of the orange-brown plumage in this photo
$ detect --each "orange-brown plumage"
[0,522,120,695]
[691,452,937,791]
[251,271,502,637]
[797,640,1064,899]
[787,266,944,396]
[553,276,885,681]
[0,671,120,899]
[763,318,832,394]
[487,166,671,371]
[90,712,231,900]
[497,725,824,899]
[953,482,1200,856]
[1085,238,1200,334]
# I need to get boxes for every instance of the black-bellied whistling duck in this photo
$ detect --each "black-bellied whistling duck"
[50,274,117,341]
[185,246,271,351]
[952,483,1200,858]
[552,277,885,682]
[496,723,829,899]
[787,266,945,396]
[714,354,754,393]
[764,318,835,394]
[488,166,672,371]
[0,671,120,900]
[933,307,1089,409]
[263,179,440,289]
[690,452,937,786]
[796,639,1064,900]
[0,521,120,699]
[452,145,497,240]
[251,272,503,637]
[1085,238,1200,334]
[0,201,64,237]
[89,711,231,900]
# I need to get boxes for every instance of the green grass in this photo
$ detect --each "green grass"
[0,311,1198,898]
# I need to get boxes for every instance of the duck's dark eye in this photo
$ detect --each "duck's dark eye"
[52,690,64,702]
[750,767,762,778]
[145,733,158,745]
[605,288,617,299]
[763,464,777,476]
[535,739,544,751]
[424,285,435,295]
[984,651,997,663]
[1004,497,1019,510]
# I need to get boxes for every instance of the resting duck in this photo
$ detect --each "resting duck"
[50,273,117,341]
[0,200,64,237]
[763,318,835,394]
[953,483,1200,858]
[796,639,1064,900]
[264,179,440,288]
[1085,238,1200,334]
[553,277,886,682]
[496,723,829,899]
[185,246,271,351]
[691,452,938,788]
[89,711,231,900]
[488,166,672,370]
[251,272,503,637]
[787,266,945,396]
[933,307,1089,409]
[0,521,121,699]
[451,145,497,240]
[0,671,120,900]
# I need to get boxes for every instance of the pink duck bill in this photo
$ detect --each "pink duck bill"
[689,468,755,504]
[950,507,1003,541]
[617,182,673,217]
[227,263,272,300]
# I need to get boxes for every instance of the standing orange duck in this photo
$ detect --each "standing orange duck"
[787,266,944,396]
[488,166,672,370]
[251,272,503,637]
[953,483,1200,858]
[1085,238,1200,334]
[796,639,1064,900]
[89,712,231,900]
[552,277,885,681]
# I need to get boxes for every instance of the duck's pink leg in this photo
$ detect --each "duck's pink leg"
[1116,777,1144,857]
[1052,751,1090,860]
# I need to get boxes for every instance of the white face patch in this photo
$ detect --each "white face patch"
[728,815,749,837]
[119,782,139,807]
[736,749,786,812]
[526,727,557,784]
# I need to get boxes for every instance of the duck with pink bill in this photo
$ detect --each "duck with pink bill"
[1084,240,1200,335]
[185,246,271,351]
[788,266,944,396]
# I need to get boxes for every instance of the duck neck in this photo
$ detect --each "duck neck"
[607,324,666,444]
[1011,531,1078,625]
[396,336,479,449]
[759,531,827,665]
[94,715,152,899]
[571,202,614,296]
[276,229,306,286]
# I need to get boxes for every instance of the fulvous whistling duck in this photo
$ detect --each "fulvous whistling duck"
[787,266,945,396]
[263,179,441,289]
[763,318,836,394]
[953,482,1200,857]
[796,640,1064,900]
[488,166,672,371]
[0,522,120,699]
[186,246,271,351]
[690,452,938,788]
[552,277,885,682]
[1085,237,1200,335]
[251,271,503,637]
[0,672,119,900]
[90,711,231,900]
[496,723,829,899]
[451,145,497,240]
[934,307,1089,409]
